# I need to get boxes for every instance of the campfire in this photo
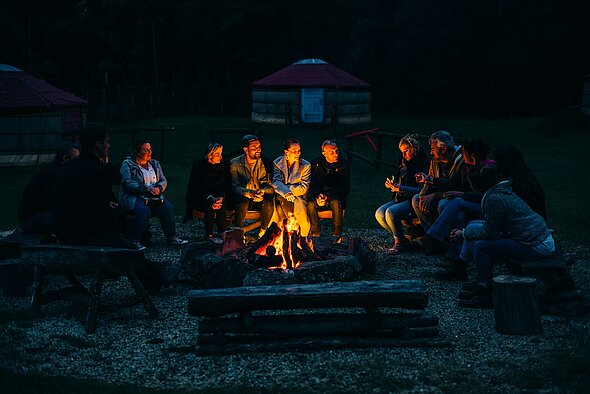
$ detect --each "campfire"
[248,213,317,270]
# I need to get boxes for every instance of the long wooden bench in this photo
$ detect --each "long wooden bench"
[19,244,159,333]
[188,280,447,355]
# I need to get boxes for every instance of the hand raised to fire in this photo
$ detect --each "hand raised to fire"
[285,192,296,203]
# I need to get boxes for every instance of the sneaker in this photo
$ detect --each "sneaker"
[129,240,146,251]
[167,237,188,247]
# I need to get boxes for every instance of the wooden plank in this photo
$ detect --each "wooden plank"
[19,244,143,276]
[198,313,438,337]
[195,336,450,356]
[188,280,429,317]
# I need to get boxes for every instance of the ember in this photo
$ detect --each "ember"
[250,214,316,269]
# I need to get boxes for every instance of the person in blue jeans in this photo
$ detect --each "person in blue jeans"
[414,138,495,263]
[119,139,187,248]
[375,134,429,254]
[451,165,555,308]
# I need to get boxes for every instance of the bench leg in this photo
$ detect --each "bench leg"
[65,273,89,295]
[127,271,159,319]
[86,267,104,334]
[30,266,44,317]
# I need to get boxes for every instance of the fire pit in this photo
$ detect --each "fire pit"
[179,220,375,288]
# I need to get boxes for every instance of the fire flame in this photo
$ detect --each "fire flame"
[254,213,314,269]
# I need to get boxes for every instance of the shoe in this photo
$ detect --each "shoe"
[458,285,493,308]
[131,241,147,251]
[435,261,468,281]
[167,237,188,247]
[332,235,343,244]
[159,263,182,287]
[411,235,442,253]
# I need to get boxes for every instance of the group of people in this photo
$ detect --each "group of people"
[17,124,554,308]
[184,135,350,244]
[375,130,553,308]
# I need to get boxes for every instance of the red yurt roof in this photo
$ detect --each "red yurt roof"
[0,64,87,115]
[253,59,370,89]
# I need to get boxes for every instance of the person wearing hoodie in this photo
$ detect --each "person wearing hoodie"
[375,134,430,254]
[451,165,555,308]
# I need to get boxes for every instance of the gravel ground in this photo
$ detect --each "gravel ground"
[1,221,589,393]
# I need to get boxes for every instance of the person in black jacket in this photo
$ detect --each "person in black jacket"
[185,142,230,238]
[18,141,79,235]
[307,140,350,242]
[51,124,179,294]
[375,134,430,254]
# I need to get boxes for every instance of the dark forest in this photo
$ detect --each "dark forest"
[2,0,589,121]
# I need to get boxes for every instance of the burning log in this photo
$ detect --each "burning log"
[251,246,283,268]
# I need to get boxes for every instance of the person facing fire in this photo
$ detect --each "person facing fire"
[271,138,311,237]
[229,134,274,237]
[185,142,230,239]
[307,139,350,243]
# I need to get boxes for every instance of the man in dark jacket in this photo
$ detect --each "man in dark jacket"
[18,142,79,235]
[52,124,122,246]
[307,140,350,242]
[51,124,179,293]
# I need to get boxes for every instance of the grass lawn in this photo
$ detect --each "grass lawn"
[1,114,588,247]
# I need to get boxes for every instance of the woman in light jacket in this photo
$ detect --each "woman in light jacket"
[119,139,186,247]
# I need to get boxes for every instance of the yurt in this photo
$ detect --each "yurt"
[252,59,371,126]
[0,64,87,165]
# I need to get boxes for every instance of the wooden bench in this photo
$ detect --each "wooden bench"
[192,209,262,233]
[19,244,159,333]
[188,280,447,355]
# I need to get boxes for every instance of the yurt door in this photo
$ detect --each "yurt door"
[301,88,324,123]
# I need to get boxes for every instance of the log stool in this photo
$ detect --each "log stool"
[493,275,542,335]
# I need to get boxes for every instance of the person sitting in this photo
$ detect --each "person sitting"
[451,165,555,308]
[119,139,187,248]
[272,138,311,237]
[492,144,546,219]
[51,124,180,293]
[18,141,79,236]
[415,137,494,258]
[229,134,274,237]
[375,134,429,254]
[412,130,465,233]
[307,140,351,243]
[185,142,230,239]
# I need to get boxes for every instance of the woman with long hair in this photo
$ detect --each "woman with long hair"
[375,134,430,254]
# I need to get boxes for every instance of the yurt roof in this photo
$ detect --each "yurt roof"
[0,64,87,115]
[253,59,370,89]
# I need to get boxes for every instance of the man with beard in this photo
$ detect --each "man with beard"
[229,134,274,236]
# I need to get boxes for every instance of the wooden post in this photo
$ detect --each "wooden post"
[493,275,542,335]
[0,259,27,297]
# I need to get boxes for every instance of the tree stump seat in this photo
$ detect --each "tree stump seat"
[19,244,159,333]
[188,280,448,355]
